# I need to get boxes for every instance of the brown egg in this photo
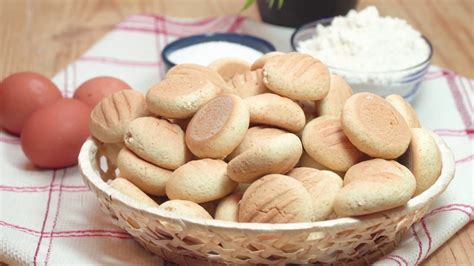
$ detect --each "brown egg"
[21,99,91,168]
[73,76,131,108]
[0,72,62,135]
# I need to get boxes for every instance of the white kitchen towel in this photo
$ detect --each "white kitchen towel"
[0,15,472,266]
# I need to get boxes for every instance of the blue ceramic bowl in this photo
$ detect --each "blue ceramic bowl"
[161,33,276,71]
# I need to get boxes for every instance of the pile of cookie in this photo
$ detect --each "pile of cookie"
[88,52,442,223]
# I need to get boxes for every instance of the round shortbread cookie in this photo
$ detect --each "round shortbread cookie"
[386,94,421,128]
[186,94,249,159]
[208,58,251,82]
[315,74,353,117]
[89,90,149,143]
[166,159,237,203]
[334,159,416,217]
[227,69,270,98]
[158,200,213,220]
[166,63,228,92]
[239,174,313,223]
[227,133,302,183]
[287,167,343,221]
[400,128,442,195]
[263,52,330,100]
[146,74,221,119]
[124,117,191,170]
[244,93,306,133]
[109,178,159,208]
[302,116,366,172]
[215,192,243,222]
[227,126,286,160]
[250,51,284,70]
[117,148,172,196]
[341,92,411,159]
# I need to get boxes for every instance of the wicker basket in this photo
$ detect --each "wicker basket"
[79,133,454,265]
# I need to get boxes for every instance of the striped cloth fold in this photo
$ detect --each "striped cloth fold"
[0,15,472,266]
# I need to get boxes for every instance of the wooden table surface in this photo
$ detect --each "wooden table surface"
[1,0,472,265]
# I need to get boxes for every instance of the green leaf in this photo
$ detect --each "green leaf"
[240,0,256,11]
[240,0,285,11]
[267,0,275,8]
[277,0,285,9]
[266,0,285,9]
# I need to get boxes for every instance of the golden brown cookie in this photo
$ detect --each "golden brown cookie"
[288,168,343,221]
[250,51,285,70]
[124,117,191,170]
[158,200,213,220]
[166,159,237,203]
[334,159,416,216]
[214,192,243,222]
[302,116,366,172]
[146,74,221,119]
[89,90,149,143]
[109,178,159,208]
[117,148,172,196]
[208,57,251,82]
[227,133,302,183]
[185,94,249,159]
[245,93,306,133]
[315,74,353,117]
[386,94,421,128]
[227,69,270,98]
[342,92,411,159]
[227,126,286,160]
[166,63,228,92]
[263,52,330,100]
[400,128,442,195]
[239,174,313,223]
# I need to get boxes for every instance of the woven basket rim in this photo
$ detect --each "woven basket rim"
[79,132,455,233]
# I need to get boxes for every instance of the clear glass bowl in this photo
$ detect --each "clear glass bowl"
[291,18,433,101]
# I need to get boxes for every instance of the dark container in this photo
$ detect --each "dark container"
[257,0,358,27]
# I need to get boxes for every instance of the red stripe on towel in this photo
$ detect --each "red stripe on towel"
[228,16,245,32]
[126,15,216,27]
[79,56,161,67]
[0,136,20,144]
[456,154,474,165]
[0,184,88,193]
[411,224,423,264]
[446,73,473,128]
[388,255,409,266]
[45,169,66,265]
[33,170,57,266]
[384,256,402,266]
[421,219,433,257]
[433,128,474,136]
[0,220,130,239]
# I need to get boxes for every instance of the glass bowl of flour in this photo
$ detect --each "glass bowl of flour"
[291,6,432,101]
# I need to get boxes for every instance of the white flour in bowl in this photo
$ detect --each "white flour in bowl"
[297,6,430,84]
[168,41,263,66]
